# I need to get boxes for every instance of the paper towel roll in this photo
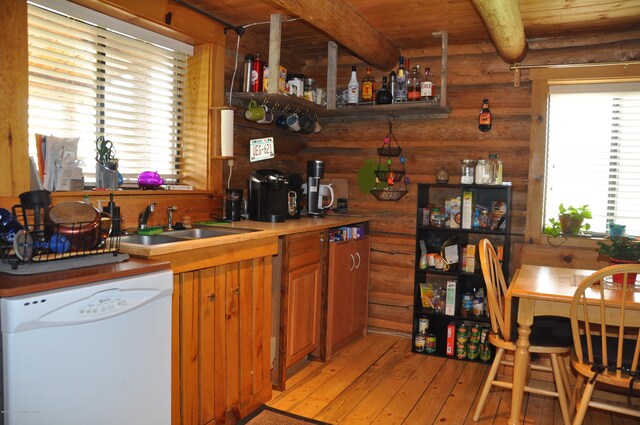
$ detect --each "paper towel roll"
[221,109,234,157]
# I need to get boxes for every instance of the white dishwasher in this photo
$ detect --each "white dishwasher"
[0,269,173,425]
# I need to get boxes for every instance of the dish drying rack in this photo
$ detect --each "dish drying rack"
[371,115,409,201]
[0,218,122,271]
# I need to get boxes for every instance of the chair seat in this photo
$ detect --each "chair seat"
[508,315,572,348]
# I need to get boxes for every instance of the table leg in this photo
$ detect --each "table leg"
[509,298,534,425]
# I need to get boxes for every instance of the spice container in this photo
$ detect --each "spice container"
[436,167,449,184]
[460,160,476,184]
[475,159,492,184]
[304,78,316,102]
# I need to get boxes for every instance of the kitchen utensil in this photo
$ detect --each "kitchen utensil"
[46,201,101,251]
[244,100,266,121]
[12,190,51,237]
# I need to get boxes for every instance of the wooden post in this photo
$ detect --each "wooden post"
[433,31,448,109]
[267,14,283,94]
[326,41,338,110]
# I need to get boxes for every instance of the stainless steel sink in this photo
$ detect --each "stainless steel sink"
[167,227,256,239]
[119,226,258,246]
[119,234,186,245]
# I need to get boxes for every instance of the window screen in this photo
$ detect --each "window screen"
[545,82,640,236]
[28,0,192,186]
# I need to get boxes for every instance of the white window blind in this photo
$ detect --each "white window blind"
[27,1,191,186]
[544,82,640,236]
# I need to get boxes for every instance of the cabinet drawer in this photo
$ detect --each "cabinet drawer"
[288,231,322,269]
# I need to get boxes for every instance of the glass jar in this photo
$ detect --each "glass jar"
[475,159,492,184]
[460,160,476,184]
[436,167,449,184]
[488,153,503,184]
[478,210,491,229]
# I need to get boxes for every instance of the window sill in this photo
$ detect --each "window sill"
[540,233,608,249]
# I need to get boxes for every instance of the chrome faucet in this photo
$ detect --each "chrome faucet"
[138,202,157,229]
[167,206,178,231]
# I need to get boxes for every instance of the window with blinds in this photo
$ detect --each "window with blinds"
[545,82,640,236]
[27,0,192,187]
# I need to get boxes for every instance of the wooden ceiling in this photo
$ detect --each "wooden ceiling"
[184,0,640,70]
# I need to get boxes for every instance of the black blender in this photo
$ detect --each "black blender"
[307,160,325,217]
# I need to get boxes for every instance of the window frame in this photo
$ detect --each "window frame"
[524,63,640,246]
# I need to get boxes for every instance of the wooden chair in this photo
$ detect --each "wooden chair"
[569,264,640,425]
[473,239,573,425]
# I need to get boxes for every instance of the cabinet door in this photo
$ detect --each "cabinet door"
[285,262,322,366]
[327,237,370,358]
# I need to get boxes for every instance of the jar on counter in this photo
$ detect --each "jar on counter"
[460,160,476,184]
[436,167,449,184]
[475,159,492,184]
[488,153,503,184]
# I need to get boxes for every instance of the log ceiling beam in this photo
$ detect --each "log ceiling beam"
[471,0,528,64]
[265,0,400,71]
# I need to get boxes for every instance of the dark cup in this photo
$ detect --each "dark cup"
[275,112,289,129]
[299,114,316,134]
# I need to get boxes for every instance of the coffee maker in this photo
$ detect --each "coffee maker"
[247,169,289,222]
[224,188,243,222]
[307,160,327,217]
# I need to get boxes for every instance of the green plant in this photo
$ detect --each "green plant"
[543,204,592,238]
[597,236,640,261]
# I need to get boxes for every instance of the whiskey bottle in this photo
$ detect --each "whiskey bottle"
[408,67,421,101]
[388,70,397,102]
[478,99,492,132]
[347,65,359,106]
[395,56,407,102]
[361,66,375,102]
[420,67,434,101]
[376,76,393,105]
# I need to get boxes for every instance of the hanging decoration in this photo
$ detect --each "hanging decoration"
[370,115,409,201]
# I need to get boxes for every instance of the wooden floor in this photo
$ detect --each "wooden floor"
[269,334,638,425]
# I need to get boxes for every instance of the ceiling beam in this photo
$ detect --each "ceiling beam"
[265,0,400,71]
[471,0,528,64]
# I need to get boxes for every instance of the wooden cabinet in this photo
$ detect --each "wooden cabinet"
[326,236,370,359]
[141,236,277,425]
[173,257,272,425]
[276,231,323,388]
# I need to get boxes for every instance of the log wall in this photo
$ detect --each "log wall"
[225,30,640,334]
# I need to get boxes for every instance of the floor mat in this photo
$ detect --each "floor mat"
[237,405,330,425]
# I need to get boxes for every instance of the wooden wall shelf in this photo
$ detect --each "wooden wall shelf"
[228,92,450,122]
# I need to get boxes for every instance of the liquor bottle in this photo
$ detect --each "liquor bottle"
[420,67,434,101]
[250,52,263,92]
[408,67,421,101]
[347,65,359,106]
[376,76,393,105]
[395,56,407,102]
[388,70,397,102]
[361,66,375,102]
[479,99,492,132]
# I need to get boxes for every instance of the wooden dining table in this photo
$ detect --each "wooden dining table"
[505,264,640,425]
[504,264,640,425]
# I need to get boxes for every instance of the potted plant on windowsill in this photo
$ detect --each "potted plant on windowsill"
[597,236,640,284]
[544,204,592,241]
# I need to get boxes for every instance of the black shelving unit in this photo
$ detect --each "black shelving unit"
[412,183,512,363]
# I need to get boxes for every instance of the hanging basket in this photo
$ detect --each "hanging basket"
[374,169,406,183]
[370,188,408,201]
[377,146,402,157]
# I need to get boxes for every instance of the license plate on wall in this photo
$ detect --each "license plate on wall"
[250,137,275,162]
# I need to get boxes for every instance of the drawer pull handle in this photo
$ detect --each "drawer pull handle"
[350,254,355,271]
[355,252,361,269]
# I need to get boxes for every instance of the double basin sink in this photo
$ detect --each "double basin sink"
[120,226,258,246]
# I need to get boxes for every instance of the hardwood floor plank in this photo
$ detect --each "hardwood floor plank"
[298,338,407,421]
[433,362,489,424]
[267,335,632,425]
[269,334,395,412]
[402,357,469,424]
[335,342,428,424]
[371,355,447,425]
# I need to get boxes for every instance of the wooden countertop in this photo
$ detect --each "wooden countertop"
[118,215,370,257]
[0,257,170,297]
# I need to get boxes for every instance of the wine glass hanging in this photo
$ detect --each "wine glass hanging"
[371,115,409,201]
